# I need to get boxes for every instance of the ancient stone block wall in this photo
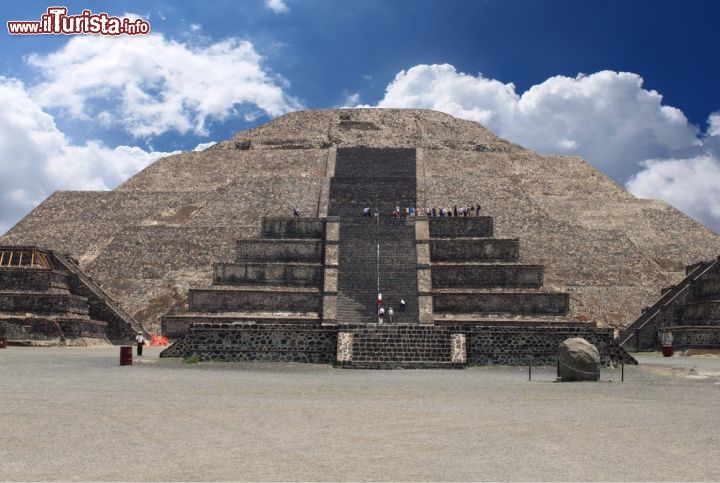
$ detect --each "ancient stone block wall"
[429,239,519,261]
[188,287,321,312]
[235,240,324,262]
[672,328,720,347]
[213,262,322,287]
[428,217,493,237]
[261,218,326,239]
[337,325,453,367]
[434,292,569,315]
[0,293,88,315]
[160,323,337,363]
[161,322,632,367]
[0,269,69,293]
[458,325,627,366]
[161,314,320,338]
[431,264,544,288]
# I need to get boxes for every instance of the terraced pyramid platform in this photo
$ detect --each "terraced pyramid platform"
[2,109,719,360]
[0,247,141,342]
[161,147,631,366]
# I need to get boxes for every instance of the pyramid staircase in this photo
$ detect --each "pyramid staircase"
[162,147,632,366]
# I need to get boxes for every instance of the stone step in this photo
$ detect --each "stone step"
[188,286,321,313]
[429,217,493,238]
[433,314,587,327]
[213,262,322,287]
[235,239,324,263]
[430,239,519,262]
[162,312,320,338]
[433,291,569,315]
[0,269,71,292]
[260,218,326,239]
[0,293,90,316]
[0,315,107,339]
[431,263,544,288]
[339,325,454,365]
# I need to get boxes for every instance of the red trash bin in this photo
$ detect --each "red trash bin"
[0,336,7,349]
[661,344,674,357]
[120,346,133,365]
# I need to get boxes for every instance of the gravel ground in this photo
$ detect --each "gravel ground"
[1,346,719,482]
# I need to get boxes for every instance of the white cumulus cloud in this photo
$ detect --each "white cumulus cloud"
[1,30,302,236]
[374,64,700,181]
[368,63,719,232]
[626,153,720,231]
[0,77,176,235]
[27,33,301,138]
[265,0,289,14]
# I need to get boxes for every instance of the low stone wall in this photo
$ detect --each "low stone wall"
[189,288,321,312]
[261,218,326,239]
[430,239,519,262]
[456,325,629,366]
[671,326,720,348]
[236,240,324,262]
[213,262,323,287]
[0,269,69,292]
[432,264,544,288]
[158,321,632,367]
[434,292,569,315]
[160,323,337,363]
[429,217,493,238]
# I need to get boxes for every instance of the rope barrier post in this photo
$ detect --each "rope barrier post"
[556,358,560,379]
[528,356,532,381]
[621,360,625,382]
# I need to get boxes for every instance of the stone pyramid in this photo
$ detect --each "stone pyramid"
[2,108,719,334]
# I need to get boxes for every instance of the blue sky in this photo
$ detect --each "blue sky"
[2,0,720,235]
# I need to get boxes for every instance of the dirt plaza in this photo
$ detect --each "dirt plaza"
[1,346,719,481]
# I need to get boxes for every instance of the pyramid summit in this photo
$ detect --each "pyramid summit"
[2,108,719,343]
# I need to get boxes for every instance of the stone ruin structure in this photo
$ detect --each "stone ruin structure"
[1,108,719,363]
[620,257,720,351]
[0,246,141,343]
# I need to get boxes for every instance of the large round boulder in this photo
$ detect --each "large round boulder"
[556,338,600,381]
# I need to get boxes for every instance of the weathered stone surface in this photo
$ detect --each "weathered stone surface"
[2,108,719,332]
[557,337,601,381]
[620,257,720,351]
[0,249,139,341]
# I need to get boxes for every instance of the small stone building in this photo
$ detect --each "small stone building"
[0,246,141,343]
